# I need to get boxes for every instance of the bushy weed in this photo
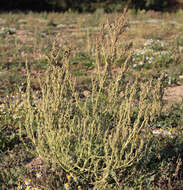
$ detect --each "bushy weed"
[20,10,166,189]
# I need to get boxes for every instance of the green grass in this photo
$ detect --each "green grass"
[1,9,183,190]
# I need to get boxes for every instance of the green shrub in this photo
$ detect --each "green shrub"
[20,10,165,189]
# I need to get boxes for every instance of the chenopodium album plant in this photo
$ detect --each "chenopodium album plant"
[20,11,165,189]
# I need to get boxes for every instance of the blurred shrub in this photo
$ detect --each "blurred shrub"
[0,0,51,11]
[132,0,173,11]
[0,0,174,12]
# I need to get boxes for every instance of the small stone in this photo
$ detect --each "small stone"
[57,24,66,28]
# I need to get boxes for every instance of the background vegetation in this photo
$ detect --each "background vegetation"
[0,0,177,12]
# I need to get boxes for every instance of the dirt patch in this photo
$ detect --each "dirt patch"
[25,157,44,171]
[16,29,34,43]
[164,84,183,102]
